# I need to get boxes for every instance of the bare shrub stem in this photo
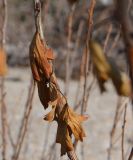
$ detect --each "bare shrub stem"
[65,3,76,96]
[121,103,128,160]
[12,79,35,160]
[0,0,7,160]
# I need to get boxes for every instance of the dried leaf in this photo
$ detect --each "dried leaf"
[44,106,56,121]
[89,41,110,92]
[0,48,8,76]
[29,32,54,81]
[56,104,87,155]
[56,121,73,156]
[37,81,58,109]
[90,41,131,96]
[108,58,131,96]
[29,31,88,156]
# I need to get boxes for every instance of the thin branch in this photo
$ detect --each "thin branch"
[65,3,76,96]
[81,0,96,114]
[115,0,133,91]
[12,79,35,160]
[0,1,7,160]
[108,29,121,55]
[107,97,128,160]
[103,24,113,53]
[34,0,44,40]
[0,80,7,160]
[121,103,128,160]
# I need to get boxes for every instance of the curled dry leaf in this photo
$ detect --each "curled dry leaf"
[89,41,131,96]
[89,41,110,92]
[56,103,87,155]
[108,58,131,96]
[0,48,8,76]
[37,81,58,109]
[29,31,87,156]
[29,31,54,81]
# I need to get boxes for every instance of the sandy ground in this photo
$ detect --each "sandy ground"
[0,67,133,160]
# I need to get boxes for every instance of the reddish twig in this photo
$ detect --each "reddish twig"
[12,79,35,160]
[81,0,96,114]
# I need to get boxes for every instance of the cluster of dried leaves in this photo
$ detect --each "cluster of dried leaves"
[29,31,87,155]
[0,48,8,76]
[89,41,131,96]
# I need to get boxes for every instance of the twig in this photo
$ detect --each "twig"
[34,0,44,41]
[0,0,7,47]
[5,118,15,149]
[0,80,7,160]
[103,24,113,53]
[12,78,35,160]
[107,97,128,160]
[0,0,7,160]
[65,3,76,96]
[79,1,96,159]
[108,29,121,55]
[115,0,133,91]
[121,103,128,160]
[81,0,96,114]
[93,16,115,31]
[69,20,84,81]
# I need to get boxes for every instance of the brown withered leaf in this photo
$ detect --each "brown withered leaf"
[90,41,131,96]
[0,48,8,76]
[44,106,56,121]
[89,41,110,92]
[29,31,88,156]
[56,104,87,155]
[29,31,54,81]
[37,81,58,109]
[56,120,74,156]
[108,58,131,96]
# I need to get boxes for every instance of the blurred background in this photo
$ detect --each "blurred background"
[0,0,133,160]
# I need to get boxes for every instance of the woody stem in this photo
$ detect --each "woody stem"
[34,0,44,40]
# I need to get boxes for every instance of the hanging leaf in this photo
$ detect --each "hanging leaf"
[44,106,56,121]
[56,104,87,155]
[0,48,8,76]
[37,81,58,109]
[89,41,110,92]
[108,58,131,96]
[29,31,54,81]
[29,30,87,156]
[89,40,131,96]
